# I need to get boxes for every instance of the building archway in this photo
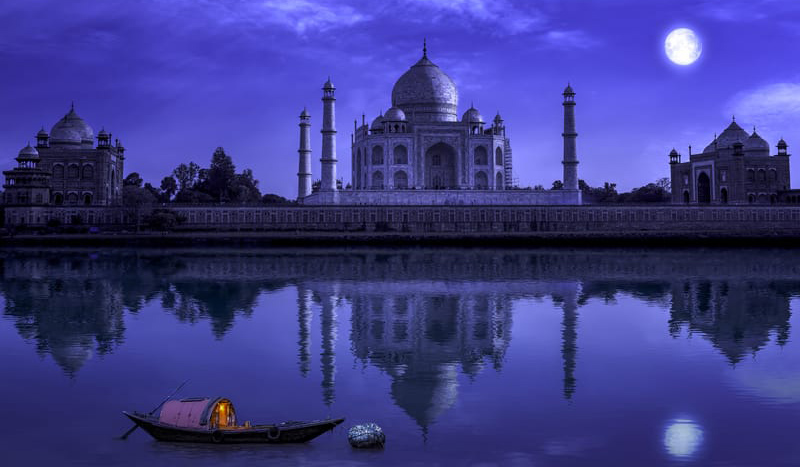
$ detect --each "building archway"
[697,172,711,204]
[474,146,488,165]
[425,142,457,189]
[394,145,408,165]
[393,170,408,189]
[53,192,63,205]
[495,147,503,166]
[372,171,384,189]
[83,193,92,205]
[720,188,728,204]
[496,172,503,190]
[475,171,488,189]
[683,190,690,204]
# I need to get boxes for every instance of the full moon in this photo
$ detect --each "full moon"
[665,28,702,65]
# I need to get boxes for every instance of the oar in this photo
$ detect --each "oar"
[119,379,189,440]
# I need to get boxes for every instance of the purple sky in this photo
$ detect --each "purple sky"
[1,0,799,197]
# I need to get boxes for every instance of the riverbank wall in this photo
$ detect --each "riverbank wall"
[2,204,799,247]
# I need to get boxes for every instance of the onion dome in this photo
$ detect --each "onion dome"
[716,119,749,149]
[563,83,575,95]
[383,106,407,122]
[50,104,94,145]
[669,148,679,156]
[494,112,503,123]
[462,105,484,123]
[778,138,788,149]
[744,129,769,152]
[300,107,309,118]
[323,77,335,90]
[97,127,109,137]
[370,114,384,131]
[18,143,39,159]
[37,127,48,138]
[391,47,458,122]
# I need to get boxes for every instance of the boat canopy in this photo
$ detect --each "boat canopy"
[158,397,237,429]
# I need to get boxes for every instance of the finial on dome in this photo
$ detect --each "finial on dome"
[732,115,736,122]
[423,38,427,58]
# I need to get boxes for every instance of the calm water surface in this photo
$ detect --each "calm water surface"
[2,248,800,466]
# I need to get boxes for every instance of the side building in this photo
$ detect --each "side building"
[669,118,792,204]
[3,105,124,209]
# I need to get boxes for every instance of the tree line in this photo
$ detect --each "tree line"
[543,178,671,204]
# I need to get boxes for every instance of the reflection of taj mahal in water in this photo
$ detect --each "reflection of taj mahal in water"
[0,251,796,427]
[297,43,582,206]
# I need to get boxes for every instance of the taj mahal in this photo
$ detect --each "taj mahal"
[297,43,582,206]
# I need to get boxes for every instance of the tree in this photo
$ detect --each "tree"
[262,193,291,204]
[124,172,143,188]
[173,162,200,191]
[160,176,178,201]
[551,180,564,190]
[123,185,156,232]
[231,168,261,203]
[207,147,236,202]
[655,177,671,193]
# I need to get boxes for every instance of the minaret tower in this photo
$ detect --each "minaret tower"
[297,108,312,200]
[320,78,337,191]
[562,84,579,191]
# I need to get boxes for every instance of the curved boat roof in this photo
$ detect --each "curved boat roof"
[158,397,232,428]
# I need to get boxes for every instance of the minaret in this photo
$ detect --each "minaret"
[297,108,312,200]
[320,78,337,191]
[562,84,579,191]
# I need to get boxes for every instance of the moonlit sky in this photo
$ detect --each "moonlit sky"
[2,0,800,196]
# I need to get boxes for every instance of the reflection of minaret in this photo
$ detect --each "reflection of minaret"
[297,285,312,377]
[320,293,337,407]
[560,289,579,400]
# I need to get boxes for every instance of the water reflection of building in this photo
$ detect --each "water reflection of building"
[668,280,792,364]
[345,288,514,432]
[0,255,125,375]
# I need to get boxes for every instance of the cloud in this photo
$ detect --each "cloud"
[696,0,800,22]
[185,0,370,35]
[727,82,800,132]
[540,30,600,50]
[401,0,545,34]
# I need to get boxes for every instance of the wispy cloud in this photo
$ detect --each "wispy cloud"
[186,0,370,35]
[697,0,800,22]
[540,30,600,50]
[726,81,800,143]
[400,0,545,34]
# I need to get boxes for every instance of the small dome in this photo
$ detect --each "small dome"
[370,114,384,131]
[669,148,678,156]
[563,84,575,95]
[300,108,309,118]
[98,128,109,137]
[37,127,48,137]
[494,112,503,123]
[462,106,484,123]
[745,130,769,152]
[383,107,407,122]
[18,143,39,158]
[323,77,335,90]
[50,105,94,145]
[778,138,788,148]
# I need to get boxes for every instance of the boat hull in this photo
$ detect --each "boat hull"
[123,412,344,444]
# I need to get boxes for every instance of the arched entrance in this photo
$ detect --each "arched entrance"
[720,188,728,204]
[697,173,711,204]
[425,142,457,189]
[683,191,689,204]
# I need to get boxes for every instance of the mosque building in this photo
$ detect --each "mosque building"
[3,104,124,208]
[298,44,582,206]
[669,118,792,204]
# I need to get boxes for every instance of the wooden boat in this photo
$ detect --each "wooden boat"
[123,397,344,444]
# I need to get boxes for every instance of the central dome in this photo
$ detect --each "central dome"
[50,106,94,146]
[391,51,458,123]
